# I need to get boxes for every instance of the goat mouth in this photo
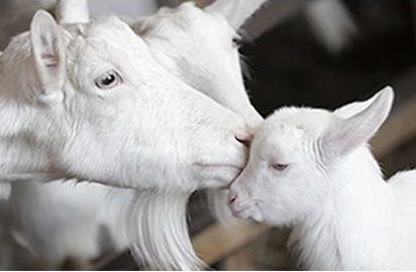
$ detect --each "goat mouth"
[193,163,244,189]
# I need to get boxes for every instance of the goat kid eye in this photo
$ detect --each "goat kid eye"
[95,70,122,89]
[271,163,289,171]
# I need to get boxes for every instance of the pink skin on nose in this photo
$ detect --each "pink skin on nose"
[234,129,253,148]
[228,190,253,219]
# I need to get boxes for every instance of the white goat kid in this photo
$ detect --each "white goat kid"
[229,87,416,270]
[1,1,269,269]
[0,9,251,270]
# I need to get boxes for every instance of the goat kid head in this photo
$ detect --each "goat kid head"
[0,10,250,192]
[230,87,394,226]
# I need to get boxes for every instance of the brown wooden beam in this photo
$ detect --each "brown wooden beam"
[193,220,268,265]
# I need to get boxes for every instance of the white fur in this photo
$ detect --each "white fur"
[0,9,252,270]
[109,189,205,270]
[0,0,269,268]
[1,0,269,269]
[132,1,266,225]
[229,87,416,270]
[1,181,123,269]
[56,0,90,24]
[133,1,264,129]
[204,0,269,30]
[0,10,248,191]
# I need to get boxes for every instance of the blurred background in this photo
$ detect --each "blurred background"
[1,0,416,270]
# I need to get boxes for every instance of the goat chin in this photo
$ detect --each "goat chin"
[108,189,206,270]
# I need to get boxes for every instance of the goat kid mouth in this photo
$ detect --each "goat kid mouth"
[231,204,254,219]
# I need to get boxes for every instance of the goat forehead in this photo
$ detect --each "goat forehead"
[79,24,150,62]
[62,19,142,53]
[265,107,336,139]
[2,18,139,64]
[254,122,305,158]
[253,108,337,157]
[89,20,137,44]
[144,3,231,39]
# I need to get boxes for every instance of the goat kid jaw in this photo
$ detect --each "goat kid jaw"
[229,87,394,225]
[1,11,250,191]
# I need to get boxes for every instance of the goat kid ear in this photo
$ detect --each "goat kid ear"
[56,0,90,24]
[323,86,394,159]
[205,0,268,30]
[333,91,381,119]
[31,10,66,104]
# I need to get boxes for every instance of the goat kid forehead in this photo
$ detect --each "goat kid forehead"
[253,107,337,160]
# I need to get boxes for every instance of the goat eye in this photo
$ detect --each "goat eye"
[271,163,289,171]
[95,70,122,89]
[232,37,243,48]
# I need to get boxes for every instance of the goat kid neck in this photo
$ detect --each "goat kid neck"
[289,147,395,270]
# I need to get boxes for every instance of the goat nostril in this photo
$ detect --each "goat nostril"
[230,194,237,204]
[235,133,253,147]
[236,138,251,147]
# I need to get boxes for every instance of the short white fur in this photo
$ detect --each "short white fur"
[229,87,416,270]
[0,1,268,270]
[0,9,250,270]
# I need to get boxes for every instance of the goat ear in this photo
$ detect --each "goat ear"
[31,10,66,104]
[334,92,380,119]
[323,86,394,159]
[56,0,90,24]
[205,0,268,30]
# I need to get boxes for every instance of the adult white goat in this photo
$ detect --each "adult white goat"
[0,8,251,192]
[0,7,253,269]
[1,0,269,269]
[229,87,416,270]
